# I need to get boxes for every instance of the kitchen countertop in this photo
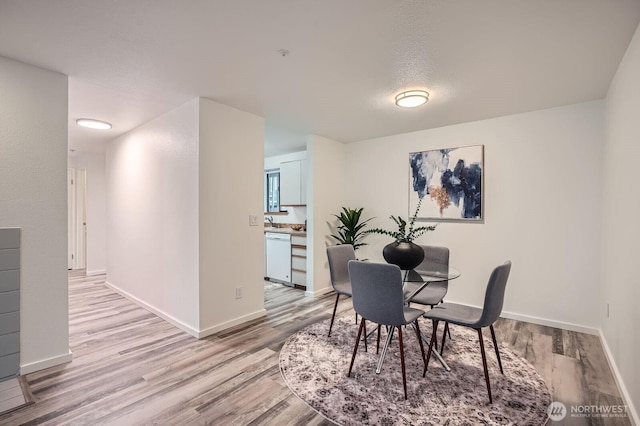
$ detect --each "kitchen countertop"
[264,227,307,237]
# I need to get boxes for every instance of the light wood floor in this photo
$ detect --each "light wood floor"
[0,272,630,425]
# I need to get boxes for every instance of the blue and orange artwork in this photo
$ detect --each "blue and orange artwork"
[409,145,483,220]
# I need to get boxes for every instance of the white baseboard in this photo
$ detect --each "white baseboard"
[304,286,333,298]
[500,310,600,336]
[197,309,267,338]
[105,281,267,340]
[105,281,200,338]
[86,269,106,276]
[20,350,72,375]
[599,330,639,426]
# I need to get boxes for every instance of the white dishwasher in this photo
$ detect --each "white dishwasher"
[265,232,292,283]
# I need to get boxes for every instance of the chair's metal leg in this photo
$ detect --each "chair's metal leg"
[414,320,426,370]
[490,324,504,374]
[328,293,340,337]
[423,320,439,377]
[397,326,407,399]
[348,318,365,377]
[376,325,381,354]
[376,326,394,374]
[477,328,493,403]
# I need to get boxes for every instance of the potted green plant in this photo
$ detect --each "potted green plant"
[330,207,373,251]
[365,197,437,270]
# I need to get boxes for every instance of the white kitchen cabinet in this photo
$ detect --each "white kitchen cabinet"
[280,159,306,206]
[299,159,307,204]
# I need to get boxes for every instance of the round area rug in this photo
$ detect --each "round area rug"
[280,316,551,425]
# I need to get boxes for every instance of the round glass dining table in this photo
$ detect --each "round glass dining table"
[402,266,461,303]
[374,265,461,374]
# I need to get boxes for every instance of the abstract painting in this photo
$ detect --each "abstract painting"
[409,145,484,221]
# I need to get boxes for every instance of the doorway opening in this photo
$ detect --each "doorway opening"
[67,168,87,270]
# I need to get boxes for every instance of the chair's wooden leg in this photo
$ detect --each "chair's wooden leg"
[376,325,381,354]
[397,326,407,399]
[414,320,426,370]
[363,320,368,352]
[348,318,365,377]
[328,293,340,337]
[431,318,438,351]
[490,324,504,374]
[477,328,493,403]
[438,299,453,340]
[441,322,448,355]
[423,320,439,377]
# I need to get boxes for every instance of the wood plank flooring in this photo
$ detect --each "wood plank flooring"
[0,272,630,425]
[0,378,29,416]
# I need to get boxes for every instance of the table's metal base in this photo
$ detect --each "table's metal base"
[415,323,451,372]
[373,323,451,373]
[368,268,459,374]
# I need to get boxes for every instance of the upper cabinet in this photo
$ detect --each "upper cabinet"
[280,159,306,206]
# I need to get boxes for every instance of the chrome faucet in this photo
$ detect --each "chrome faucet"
[266,216,275,227]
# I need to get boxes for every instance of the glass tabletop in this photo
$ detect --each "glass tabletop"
[401,265,461,304]
[402,265,461,283]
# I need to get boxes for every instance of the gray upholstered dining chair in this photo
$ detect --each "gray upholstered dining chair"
[404,245,450,307]
[423,261,512,404]
[326,245,356,337]
[404,245,450,349]
[347,260,426,399]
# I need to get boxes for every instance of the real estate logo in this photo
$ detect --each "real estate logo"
[548,401,629,421]
[547,401,567,421]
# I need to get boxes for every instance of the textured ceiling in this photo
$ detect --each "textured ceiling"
[1,1,639,156]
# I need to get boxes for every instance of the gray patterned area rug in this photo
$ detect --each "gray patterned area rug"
[280,316,551,425]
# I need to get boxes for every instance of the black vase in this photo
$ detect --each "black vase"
[382,241,424,270]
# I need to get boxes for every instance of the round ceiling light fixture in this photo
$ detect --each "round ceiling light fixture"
[395,90,429,108]
[76,118,112,130]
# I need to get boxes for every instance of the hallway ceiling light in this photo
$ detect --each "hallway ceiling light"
[395,90,429,108]
[76,118,112,130]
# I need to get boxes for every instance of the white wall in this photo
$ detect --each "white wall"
[72,152,107,276]
[198,98,265,335]
[307,134,347,296]
[106,98,200,334]
[345,101,604,332]
[602,21,640,424]
[0,56,70,373]
[264,150,306,170]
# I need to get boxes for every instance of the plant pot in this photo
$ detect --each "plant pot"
[382,241,424,270]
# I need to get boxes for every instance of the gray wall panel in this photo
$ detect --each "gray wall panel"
[0,353,20,379]
[0,228,19,380]
[0,270,19,292]
[0,312,19,335]
[0,290,19,314]
[0,249,20,271]
[0,332,19,357]
[0,228,20,249]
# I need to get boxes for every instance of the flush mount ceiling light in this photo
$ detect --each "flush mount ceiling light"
[395,90,429,108]
[76,118,112,130]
